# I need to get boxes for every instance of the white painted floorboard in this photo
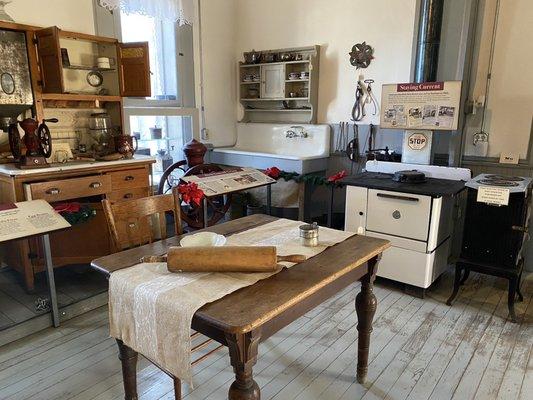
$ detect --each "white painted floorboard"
[0,271,531,400]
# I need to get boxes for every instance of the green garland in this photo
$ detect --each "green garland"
[265,167,346,187]
[60,205,97,225]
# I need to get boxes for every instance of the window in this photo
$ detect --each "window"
[107,9,198,186]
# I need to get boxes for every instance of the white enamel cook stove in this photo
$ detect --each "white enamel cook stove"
[344,161,471,290]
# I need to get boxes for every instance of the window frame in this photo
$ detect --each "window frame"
[104,8,198,149]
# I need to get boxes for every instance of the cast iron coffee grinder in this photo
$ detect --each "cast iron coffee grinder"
[8,118,57,169]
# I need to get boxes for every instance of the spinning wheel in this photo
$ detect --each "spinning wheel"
[158,160,188,195]
[158,162,232,229]
[37,122,52,158]
[8,123,21,160]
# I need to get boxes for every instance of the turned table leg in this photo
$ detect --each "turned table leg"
[226,330,261,400]
[117,340,139,400]
[355,256,379,384]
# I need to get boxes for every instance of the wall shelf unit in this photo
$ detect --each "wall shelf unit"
[238,45,320,124]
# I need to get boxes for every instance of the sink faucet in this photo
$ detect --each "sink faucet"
[285,126,308,138]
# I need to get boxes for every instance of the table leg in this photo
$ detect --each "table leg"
[266,185,272,216]
[42,234,60,327]
[203,197,209,228]
[117,340,139,400]
[226,331,261,400]
[355,256,379,384]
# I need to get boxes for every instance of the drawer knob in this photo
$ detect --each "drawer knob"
[46,188,60,195]
[90,182,102,189]
[124,193,134,199]
[125,175,135,181]
[392,210,401,219]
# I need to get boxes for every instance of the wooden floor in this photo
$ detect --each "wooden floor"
[0,266,107,331]
[0,270,531,400]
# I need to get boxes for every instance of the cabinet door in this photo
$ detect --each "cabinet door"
[118,42,151,97]
[261,64,285,98]
[35,27,64,93]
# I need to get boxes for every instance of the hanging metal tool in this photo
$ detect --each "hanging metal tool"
[346,123,360,164]
[335,122,343,153]
[367,123,375,155]
[336,121,350,154]
[363,79,379,116]
[351,81,365,122]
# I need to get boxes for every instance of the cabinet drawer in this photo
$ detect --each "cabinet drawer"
[109,168,149,190]
[366,189,431,241]
[25,175,111,202]
[107,187,149,203]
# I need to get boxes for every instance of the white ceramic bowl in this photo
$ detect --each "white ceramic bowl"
[180,232,227,247]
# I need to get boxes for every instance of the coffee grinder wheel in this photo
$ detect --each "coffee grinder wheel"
[8,123,22,160]
[37,121,52,158]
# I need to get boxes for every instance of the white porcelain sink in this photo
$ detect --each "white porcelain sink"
[210,123,330,174]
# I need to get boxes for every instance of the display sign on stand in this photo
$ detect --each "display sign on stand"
[380,81,462,131]
[0,200,70,327]
[181,167,275,196]
[181,167,276,228]
[0,200,70,242]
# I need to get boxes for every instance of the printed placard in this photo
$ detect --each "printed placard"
[380,81,462,131]
[477,186,510,206]
[182,167,275,196]
[0,200,70,243]
[499,152,519,165]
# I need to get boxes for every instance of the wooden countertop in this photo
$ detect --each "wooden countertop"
[0,155,155,178]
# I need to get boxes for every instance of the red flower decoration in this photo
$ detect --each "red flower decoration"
[327,170,347,183]
[265,166,281,179]
[178,182,205,206]
[54,202,81,213]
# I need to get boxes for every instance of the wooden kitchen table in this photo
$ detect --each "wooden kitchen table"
[91,215,390,400]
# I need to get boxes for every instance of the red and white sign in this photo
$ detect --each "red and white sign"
[380,81,462,131]
[407,133,428,150]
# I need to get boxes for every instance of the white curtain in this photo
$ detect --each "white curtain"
[98,0,194,25]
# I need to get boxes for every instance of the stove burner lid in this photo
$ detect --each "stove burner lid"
[392,170,426,184]
[484,174,524,182]
[477,179,519,187]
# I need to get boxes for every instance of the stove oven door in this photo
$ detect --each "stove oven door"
[366,189,432,242]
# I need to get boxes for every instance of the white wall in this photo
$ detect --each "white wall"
[5,0,95,33]
[464,0,533,159]
[199,0,418,147]
[197,0,238,147]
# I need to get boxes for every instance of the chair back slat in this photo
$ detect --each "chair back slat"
[102,188,182,252]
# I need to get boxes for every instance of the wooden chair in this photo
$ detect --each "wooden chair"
[102,188,183,251]
[102,189,222,399]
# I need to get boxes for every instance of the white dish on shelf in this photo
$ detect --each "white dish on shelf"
[180,232,227,247]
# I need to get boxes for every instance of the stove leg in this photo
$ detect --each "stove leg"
[517,271,524,302]
[508,276,518,323]
[447,264,462,306]
[460,268,470,285]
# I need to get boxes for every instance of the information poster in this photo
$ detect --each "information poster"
[182,167,275,197]
[380,81,462,130]
[0,200,70,243]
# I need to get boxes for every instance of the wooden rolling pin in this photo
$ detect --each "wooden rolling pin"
[141,246,306,273]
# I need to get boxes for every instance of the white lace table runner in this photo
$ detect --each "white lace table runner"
[108,219,354,385]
